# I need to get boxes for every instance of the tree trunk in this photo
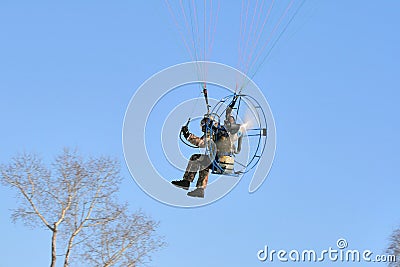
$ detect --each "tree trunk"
[51,226,57,267]
[63,233,76,267]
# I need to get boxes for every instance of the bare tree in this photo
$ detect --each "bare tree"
[81,209,161,267]
[387,228,400,267]
[0,149,165,267]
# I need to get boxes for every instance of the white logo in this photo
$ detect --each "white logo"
[122,61,276,207]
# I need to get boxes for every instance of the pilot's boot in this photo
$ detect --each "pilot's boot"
[187,188,205,198]
[171,179,190,190]
[172,169,196,190]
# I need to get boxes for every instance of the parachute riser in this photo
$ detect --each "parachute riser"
[202,84,211,115]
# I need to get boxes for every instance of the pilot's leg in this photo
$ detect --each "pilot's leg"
[171,154,202,190]
[187,157,210,198]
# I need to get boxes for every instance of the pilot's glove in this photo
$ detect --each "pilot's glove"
[181,125,190,139]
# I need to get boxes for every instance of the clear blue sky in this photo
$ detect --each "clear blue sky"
[1,1,399,266]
